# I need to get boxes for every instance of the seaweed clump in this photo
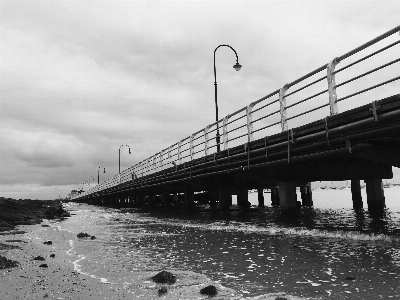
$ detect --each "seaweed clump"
[151,270,176,284]
[200,285,217,297]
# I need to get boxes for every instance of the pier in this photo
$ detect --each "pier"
[72,26,400,213]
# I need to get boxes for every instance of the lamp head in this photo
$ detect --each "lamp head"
[233,62,242,71]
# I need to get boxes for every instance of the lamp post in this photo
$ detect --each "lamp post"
[98,166,106,184]
[214,44,242,152]
[88,176,95,191]
[119,145,131,174]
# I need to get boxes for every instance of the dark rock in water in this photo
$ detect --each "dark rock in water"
[151,270,176,284]
[41,225,50,227]
[0,255,19,270]
[114,218,120,221]
[50,254,55,258]
[43,241,52,245]
[200,285,217,296]
[90,236,96,240]
[39,264,48,268]
[158,286,167,295]
[345,276,356,280]
[33,256,45,261]
[275,297,288,300]
[77,232,91,238]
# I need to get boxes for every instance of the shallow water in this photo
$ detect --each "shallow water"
[41,187,400,299]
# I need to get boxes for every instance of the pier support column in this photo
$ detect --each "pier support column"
[172,193,179,206]
[162,192,171,208]
[237,189,250,209]
[148,194,156,208]
[300,182,313,207]
[271,187,280,206]
[257,188,265,207]
[135,195,142,206]
[185,186,194,208]
[365,179,385,211]
[218,189,232,211]
[278,182,297,211]
[351,180,363,209]
[210,190,217,209]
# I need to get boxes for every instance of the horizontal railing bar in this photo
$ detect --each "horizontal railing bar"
[226,113,246,126]
[336,58,400,89]
[286,102,329,122]
[287,65,327,88]
[337,75,400,103]
[335,39,400,74]
[252,98,279,114]
[285,75,327,98]
[226,123,247,134]
[251,109,280,124]
[286,89,328,109]
[228,132,248,143]
[252,89,280,106]
[251,121,281,134]
[338,25,400,61]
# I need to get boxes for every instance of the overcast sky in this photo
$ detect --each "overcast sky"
[1,0,399,200]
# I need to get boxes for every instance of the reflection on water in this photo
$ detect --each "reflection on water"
[58,188,400,299]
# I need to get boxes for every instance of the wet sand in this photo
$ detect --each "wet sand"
[0,199,133,299]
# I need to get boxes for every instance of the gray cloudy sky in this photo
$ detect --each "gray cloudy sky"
[1,0,399,199]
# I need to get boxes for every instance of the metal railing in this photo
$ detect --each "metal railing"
[74,26,400,200]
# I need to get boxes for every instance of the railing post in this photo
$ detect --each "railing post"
[178,140,183,165]
[279,84,290,132]
[190,134,194,161]
[204,125,210,156]
[246,102,255,143]
[168,145,172,166]
[152,155,156,173]
[223,115,229,150]
[327,57,340,116]
[146,158,149,175]
[160,150,163,169]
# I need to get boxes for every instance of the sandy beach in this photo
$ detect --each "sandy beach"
[0,199,133,299]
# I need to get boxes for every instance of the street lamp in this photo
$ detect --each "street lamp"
[119,145,131,174]
[88,176,95,190]
[214,44,242,152]
[98,166,106,184]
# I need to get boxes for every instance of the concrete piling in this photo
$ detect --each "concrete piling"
[351,179,363,209]
[278,182,297,211]
[257,188,265,207]
[365,179,385,211]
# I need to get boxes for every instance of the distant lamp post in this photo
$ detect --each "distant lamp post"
[98,166,106,184]
[88,177,95,191]
[119,145,131,174]
[214,44,242,152]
